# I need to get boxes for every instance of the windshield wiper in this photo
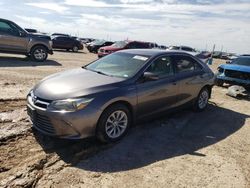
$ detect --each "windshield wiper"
[95,70,109,76]
[83,67,114,77]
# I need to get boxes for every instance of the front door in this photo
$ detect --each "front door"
[0,20,29,53]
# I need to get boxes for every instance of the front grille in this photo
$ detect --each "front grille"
[27,105,55,135]
[35,113,55,135]
[225,70,250,80]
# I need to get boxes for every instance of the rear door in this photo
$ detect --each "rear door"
[53,37,68,49]
[0,20,29,52]
[172,55,204,106]
[136,55,178,118]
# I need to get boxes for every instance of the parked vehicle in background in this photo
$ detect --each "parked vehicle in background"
[167,46,213,63]
[87,40,114,53]
[51,33,70,37]
[216,55,250,86]
[25,28,38,33]
[80,38,95,44]
[27,49,214,142]
[98,40,153,58]
[158,45,167,50]
[227,53,238,60]
[0,18,53,62]
[196,51,212,64]
[52,36,83,52]
[167,46,197,53]
[212,51,222,58]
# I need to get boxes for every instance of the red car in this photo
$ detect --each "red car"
[98,40,152,58]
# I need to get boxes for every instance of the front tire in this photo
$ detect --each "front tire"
[72,46,79,52]
[31,46,48,62]
[215,79,224,87]
[96,104,131,143]
[193,87,209,112]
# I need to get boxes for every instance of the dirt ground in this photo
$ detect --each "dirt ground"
[0,49,249,188]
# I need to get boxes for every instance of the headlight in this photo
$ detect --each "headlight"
[217,67,224,73]
[48,98,93,112]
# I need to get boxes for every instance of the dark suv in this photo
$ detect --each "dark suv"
[0,18,53,62]
[52,36,84,52]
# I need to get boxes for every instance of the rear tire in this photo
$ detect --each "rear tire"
[193,87,209,112]
[96,104,131,143]
[31,46,48,62]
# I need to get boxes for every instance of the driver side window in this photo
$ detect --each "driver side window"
[0,21,19,36]
[0,21,12,35]
[146,56,174,78]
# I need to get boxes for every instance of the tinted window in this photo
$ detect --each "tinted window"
[139,43,149,48]
[105,42,113,46]
[55,37,64,41]
[174,56,202,73]
[127,42,137,49]
[0,21,12,34]
[182,47,194,52]
[147,56,174,78]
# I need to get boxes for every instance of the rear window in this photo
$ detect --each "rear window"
[173,55,202,73]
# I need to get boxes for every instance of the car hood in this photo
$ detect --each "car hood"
[100,45,123,51]
[220,64,250,73]
[33,68,125,100]
[29,33,51,40]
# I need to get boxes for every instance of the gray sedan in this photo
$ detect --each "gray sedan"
[27,49,214,142]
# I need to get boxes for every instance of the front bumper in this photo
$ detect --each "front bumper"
[27,95,102,139]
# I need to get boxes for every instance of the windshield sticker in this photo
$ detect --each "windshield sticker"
[133,55,148,61]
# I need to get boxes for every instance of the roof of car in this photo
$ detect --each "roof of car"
[120,49,194,57]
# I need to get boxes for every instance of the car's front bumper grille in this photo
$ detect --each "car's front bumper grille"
[225,70,250,81]
[27,105,56,135]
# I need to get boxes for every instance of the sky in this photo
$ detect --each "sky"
[0,0,250,54]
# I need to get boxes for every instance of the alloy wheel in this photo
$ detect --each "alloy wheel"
[105,110,128,139]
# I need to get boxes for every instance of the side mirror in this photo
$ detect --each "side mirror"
[19,31,27,37]
[143,72,159,81]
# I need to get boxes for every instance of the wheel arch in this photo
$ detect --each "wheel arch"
[201,84,213,98]
[96,100,135,130]
[30,44,49,54]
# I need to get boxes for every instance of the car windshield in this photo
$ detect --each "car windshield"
[85,52,150,78]
[232,57,250,66]
[111,41,128,48]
